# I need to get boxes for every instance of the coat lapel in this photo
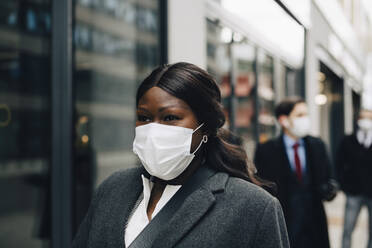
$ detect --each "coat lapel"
[303,137,312,174]
[152,172,228,248]
[303,136,316,184]
[276,135,295,181]
[107,167,144,248]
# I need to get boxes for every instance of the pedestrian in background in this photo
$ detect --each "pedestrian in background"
[336,109,372,248]
[73,62,290,248]
[254,97,337,248]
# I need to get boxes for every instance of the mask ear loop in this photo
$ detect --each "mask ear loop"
[192,134,208,155]
[191,123,207,155]
[192,123,204,133]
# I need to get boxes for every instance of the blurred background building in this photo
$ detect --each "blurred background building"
[0,0,371,247]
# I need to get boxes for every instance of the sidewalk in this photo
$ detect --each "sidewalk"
[325,192,369,248]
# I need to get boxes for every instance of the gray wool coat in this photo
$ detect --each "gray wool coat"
[72,167,290,248]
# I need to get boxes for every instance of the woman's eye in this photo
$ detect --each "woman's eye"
[137,115,151,122]
[164,115,180,121]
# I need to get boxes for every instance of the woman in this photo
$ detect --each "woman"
[73,62,289,248]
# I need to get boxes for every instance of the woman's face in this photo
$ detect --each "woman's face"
[136,86,203,152]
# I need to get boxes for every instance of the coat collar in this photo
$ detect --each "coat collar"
[275,135,303,182]
[115,167,229,248]
[275,134,292,169]
[275,135,313,182]
[107,167,144,248]
[152,171,228,248]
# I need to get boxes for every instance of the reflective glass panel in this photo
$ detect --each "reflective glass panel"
[257,49,276,143]
[231,43,257,157]
[73,0,161,230]
[0,0,51,247]
[206,19,232,128]
[285,66,304,97]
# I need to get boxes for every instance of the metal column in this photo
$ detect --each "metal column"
[51,0,73,247]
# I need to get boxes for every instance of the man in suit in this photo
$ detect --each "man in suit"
[336,109,372,248]
[254,97,337,248]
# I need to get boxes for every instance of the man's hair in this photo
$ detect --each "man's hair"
[275,97,305,119]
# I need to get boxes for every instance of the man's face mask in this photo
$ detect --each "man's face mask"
[283,116,310,138]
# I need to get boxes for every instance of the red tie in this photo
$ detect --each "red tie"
[293,143,302,182]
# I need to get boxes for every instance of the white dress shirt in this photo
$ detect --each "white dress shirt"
[283,134,307,173]
[357,129,372,148]
[124,175,181,247]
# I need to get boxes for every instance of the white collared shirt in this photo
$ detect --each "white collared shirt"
[283,134,307,173]
[124,175,181,247]
[357,129,372,148]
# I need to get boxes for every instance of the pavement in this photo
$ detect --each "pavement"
[325,192,369,248]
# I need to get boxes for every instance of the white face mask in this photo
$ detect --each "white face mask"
[358,118,372,131]
[285,116,310,138]
[133,123,208,180]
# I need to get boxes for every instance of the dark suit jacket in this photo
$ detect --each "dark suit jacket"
[336,133,372,197]
[72,166,289,248]
[254,135,332,248]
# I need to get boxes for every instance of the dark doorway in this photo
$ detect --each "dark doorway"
[352,91,361,130]
[318,62,344,163]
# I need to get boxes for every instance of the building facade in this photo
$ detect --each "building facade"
[0,0,371,247]
[0,0,166,247]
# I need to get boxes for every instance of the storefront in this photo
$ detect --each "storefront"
[0,0,166,247]
[205,0,306,157]
[305,0,365,160]
[1,1,368,247]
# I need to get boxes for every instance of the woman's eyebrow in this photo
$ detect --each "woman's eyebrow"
[136,107,150,113]
[158,104,189,113]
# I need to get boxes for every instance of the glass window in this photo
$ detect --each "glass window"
[206,19,232,129]
[285,66,304,97]
[232,43,257,157]
[73,0,162,230]
[206,19,258,157]
[257,49,276,143]
[0,1,51,247]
